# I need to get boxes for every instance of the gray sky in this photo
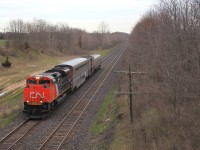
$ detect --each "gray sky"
[0,0,156,33]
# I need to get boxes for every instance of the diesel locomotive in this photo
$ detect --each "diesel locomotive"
[23,54,102,118]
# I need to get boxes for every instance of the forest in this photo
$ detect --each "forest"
[0,19,127,56]
[123,0,200,149]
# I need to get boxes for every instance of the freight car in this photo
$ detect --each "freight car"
[23,54,102,118]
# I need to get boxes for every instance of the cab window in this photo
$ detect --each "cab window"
[39,80,50,85]
[28,79,37,84]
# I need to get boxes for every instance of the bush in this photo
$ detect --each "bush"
[2,56,12,67]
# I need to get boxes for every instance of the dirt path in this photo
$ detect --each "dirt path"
[0,68,49,98]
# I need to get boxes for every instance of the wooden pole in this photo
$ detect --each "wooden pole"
[114,70,145,124]
[129,66,133,123]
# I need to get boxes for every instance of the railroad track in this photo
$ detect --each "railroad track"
[37,44,126,150]
[0,118,40,150]
[0,43,126,149]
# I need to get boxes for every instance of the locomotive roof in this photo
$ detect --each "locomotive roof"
[58,58,88,67]
[30,74,56,82]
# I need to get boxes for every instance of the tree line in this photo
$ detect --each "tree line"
[2,19,127,55]
[126,0,200,149]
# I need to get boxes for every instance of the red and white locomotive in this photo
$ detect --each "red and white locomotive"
[23,54,102,118]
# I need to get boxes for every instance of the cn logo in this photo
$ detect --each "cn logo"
[30,92,44,98]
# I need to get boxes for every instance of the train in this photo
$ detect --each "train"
[23,54,102,118]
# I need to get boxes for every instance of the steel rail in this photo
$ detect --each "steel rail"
[6,121,40,150]
[0,117,29,143]
[0,118,41,150]
[56,45,127,150]
[37,45,126,150]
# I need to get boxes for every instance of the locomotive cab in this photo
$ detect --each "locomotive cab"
[23,75,57,117]
[24,76,55,103]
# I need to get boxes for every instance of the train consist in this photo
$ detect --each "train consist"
[23,54,102,118]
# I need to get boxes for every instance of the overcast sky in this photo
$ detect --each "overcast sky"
[0,0,157,33]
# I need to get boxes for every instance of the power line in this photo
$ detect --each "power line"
[115,66,146,124]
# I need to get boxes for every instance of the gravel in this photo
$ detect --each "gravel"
[67,48,124,150]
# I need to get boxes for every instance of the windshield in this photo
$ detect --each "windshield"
[39,80,50,85]
[28,79,37,84]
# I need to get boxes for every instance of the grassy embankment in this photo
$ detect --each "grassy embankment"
[89,88,116,149]
[90,88,116,134]
[0,47,111,128]
[0,89,23,128]
[110,95,134,150]
[99,49,111,57]
[89,90,133,149]
[89,82,134,150]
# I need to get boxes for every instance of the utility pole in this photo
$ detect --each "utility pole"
[115,66,145,123]
[129,66,133,123]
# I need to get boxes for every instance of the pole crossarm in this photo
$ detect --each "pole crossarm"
[114,67,145,124]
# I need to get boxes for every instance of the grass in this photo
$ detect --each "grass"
[0,88,23,104]
[0,88,23,128]
[0,51,69,90]
[87,88,116,149]
[88,87,135,149]
[0,108,21,128]
[100,49,111,57]
[90,88,116,135]
[0,40,6,46]
[110,97,161,150]
[110,96,134,150]
[91,48,112,58]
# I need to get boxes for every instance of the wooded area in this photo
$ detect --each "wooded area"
[125,0,200,149]
[1,19,127,56]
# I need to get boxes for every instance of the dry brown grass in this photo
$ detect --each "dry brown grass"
[0,51,74,93]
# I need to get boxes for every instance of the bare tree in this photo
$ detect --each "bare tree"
[125,0,200,149]
[3,19,127,56]
[97,21,110,49]
[8,19,25,33]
